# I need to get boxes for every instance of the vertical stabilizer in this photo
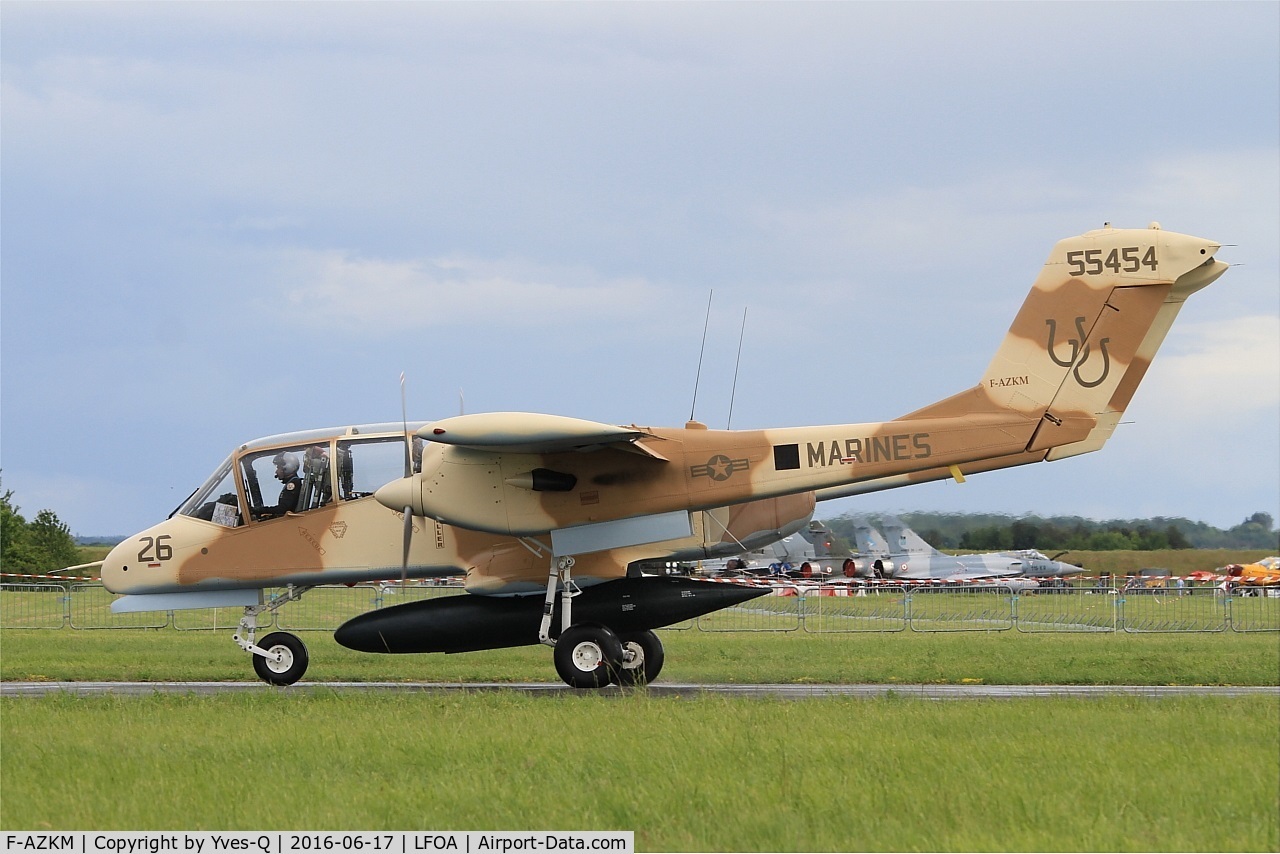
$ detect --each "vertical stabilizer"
[900,224,1226,460]
[880,517,942,557]
[850,518,891,557]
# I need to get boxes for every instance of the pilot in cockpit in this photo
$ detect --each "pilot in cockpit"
[252,451,303,520]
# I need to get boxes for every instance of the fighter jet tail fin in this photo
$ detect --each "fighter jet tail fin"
[880,517,942,557]
[850,518,890,556]
[900,224,1226,461]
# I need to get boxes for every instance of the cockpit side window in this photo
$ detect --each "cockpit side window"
[242,443,333,522]
[337,437,408,501]
[177,456,243,527]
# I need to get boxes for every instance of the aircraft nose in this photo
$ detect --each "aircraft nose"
[375,476,420,516]
[100,540,130,593]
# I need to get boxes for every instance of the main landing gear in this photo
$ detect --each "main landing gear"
[235,586,313,686]
[553,623,623,689]
[538,556,665,689]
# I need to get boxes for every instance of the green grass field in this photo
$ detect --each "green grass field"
[2,625,1279,685]
[3,609,1279,849]
[2,691,1277,851]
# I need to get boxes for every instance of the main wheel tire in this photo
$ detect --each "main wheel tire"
[614,629,665,686]
[553,623,624,689]
[252,631,309,686]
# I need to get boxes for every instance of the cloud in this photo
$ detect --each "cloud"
[268,249,670,333]
[1120,150,1280,259]
[747,146,1278,269]
[1137,315,1280,419]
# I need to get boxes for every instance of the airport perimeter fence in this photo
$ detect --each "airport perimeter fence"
[2,579,1277,634]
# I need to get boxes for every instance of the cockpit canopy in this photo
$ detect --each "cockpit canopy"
[175,423,428,527]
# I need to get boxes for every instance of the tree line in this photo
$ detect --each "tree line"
[1,480,82,573]
[824,511,1278,552]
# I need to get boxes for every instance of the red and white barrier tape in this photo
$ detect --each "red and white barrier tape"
[1,572,101,582]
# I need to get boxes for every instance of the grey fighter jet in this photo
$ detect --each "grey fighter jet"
[879,517,1080,580]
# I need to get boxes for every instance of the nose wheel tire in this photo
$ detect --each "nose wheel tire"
[614,629,665,686]
[553,623,623,689]
[252,631,310,686]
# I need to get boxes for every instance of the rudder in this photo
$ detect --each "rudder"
[903,224,1226,460]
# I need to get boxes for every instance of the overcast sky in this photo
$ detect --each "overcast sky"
[3,2,1277,538]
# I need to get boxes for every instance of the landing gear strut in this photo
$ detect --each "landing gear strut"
[235,586,314,686]
[535,554,665,689]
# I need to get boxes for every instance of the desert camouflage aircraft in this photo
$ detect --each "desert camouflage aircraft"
[102,423,813,686]
[102,223,1226,687]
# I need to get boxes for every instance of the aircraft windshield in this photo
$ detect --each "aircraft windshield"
[176,456,243,527]
[175,432,416,527]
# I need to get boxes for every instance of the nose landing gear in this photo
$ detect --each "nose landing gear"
[235,585,314,686]
[251,631,310,686]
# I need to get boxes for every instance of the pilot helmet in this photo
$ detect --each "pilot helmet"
[273,452,300,477]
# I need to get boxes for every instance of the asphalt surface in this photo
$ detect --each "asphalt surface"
[3,681,1277,698]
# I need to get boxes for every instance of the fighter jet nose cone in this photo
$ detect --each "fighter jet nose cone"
[374,477,417,515]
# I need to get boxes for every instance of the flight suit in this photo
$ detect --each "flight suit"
[254,475,302,520]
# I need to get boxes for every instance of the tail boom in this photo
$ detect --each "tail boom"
[391,225,1224,536]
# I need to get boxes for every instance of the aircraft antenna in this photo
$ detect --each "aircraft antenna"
[400,373,411,474]
[399,372,413,594]
[726,306,748,430]
[689,289,713,423]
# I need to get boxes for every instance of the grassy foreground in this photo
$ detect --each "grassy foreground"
[2,627,1278,685]
[4,628,1278,850]
[2,691,1277,851]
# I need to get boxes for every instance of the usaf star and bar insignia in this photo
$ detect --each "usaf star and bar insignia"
[690,454,750,481]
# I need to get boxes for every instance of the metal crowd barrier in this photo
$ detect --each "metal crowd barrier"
[276,583,468,631]
[1117,585,1228,633]
[69,582,166,630]
[696,585,802,632]
[901,584,1016,632]
[1015,586,1119,633]
[2,580,1278,634]
[802,585,909,633]
[0,582,67,629]
[1228,588,1280,633]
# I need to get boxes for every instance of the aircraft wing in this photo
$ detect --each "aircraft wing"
[420,412,665,458]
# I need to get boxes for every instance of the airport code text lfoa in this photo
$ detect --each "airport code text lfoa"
[2,833,634,854]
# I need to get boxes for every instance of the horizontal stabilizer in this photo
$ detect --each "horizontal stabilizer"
[418,412,653,454]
